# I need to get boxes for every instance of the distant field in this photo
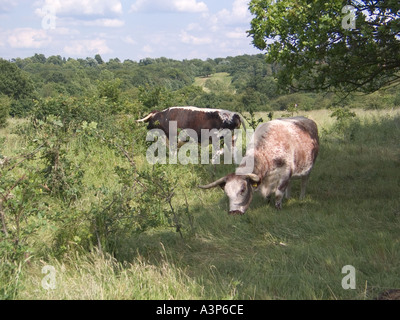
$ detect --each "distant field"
[2,108,400,300]
[194,72,234,93]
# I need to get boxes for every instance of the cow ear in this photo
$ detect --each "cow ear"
[246,174,260,188]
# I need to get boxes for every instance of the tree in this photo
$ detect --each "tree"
[97,78,122,104]
[0,59,36,116]
[31,53,46,64]
[200,62,215,78]
[47,55,64,65]
[248,0,400,94]
[138,86,174,110]
[95,54,104,65]
[0,59,35,100]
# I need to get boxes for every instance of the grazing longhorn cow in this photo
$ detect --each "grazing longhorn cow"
[199,117,319,214]
[136,106,245,142]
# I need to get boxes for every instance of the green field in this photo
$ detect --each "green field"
[1,107,399,300]
[194,72,234,94]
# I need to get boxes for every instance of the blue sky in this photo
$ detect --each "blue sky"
[0,0,261,61]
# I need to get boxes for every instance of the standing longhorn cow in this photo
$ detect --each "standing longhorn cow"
[199,117,319,214]
[136,106,246,141]
[137,106,247,162]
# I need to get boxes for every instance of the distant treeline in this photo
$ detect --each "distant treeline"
[1,53,399,121]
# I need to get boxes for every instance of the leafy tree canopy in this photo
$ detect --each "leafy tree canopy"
[0,59,35,100]
[248,0,400,94]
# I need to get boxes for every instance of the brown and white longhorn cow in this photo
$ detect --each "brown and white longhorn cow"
[199,117,319,213]
[137,106,246,143]
[137,107,246,163]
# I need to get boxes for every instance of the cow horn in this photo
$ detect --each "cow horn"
[246,173,260,183]
[198,176,228,189]
[136,112,155,123]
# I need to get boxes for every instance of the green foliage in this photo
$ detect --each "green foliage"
[0,138,50,299]
[97,79,122,104]
[330,107,357,122]
[0,59,35,100]
[5,53,399,116]
[248,0,400,94]
[200,62,216,78]
[138,85,174,110]
[243,108,264,130]
[0,95,11,128]
[33,117,85,203]
[97,70,122,104]
[0,59,36,117]
[32,95,119,129]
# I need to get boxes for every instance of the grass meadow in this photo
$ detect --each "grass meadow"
[1,107,399,300]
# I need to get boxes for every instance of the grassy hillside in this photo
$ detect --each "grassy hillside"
[1,108,400,300]
[194,72,234,94]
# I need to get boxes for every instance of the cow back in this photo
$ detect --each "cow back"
[244,117,319,178]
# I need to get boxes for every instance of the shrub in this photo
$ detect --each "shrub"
[0,95,11,128]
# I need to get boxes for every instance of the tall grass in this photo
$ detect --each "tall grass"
[1,109,399,300]
[18,249,212,300]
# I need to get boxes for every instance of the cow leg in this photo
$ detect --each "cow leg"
[285,180,292,199]
[300,175,309,200]
[275,176,291,210]
[275,190,285,210]
[259,179,272,205]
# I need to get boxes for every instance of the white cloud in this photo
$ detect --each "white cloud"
[48,27,80,36]
[226,27,247,40]
[82,19,125,28]
[203,0,251,32]
[142,45,154,53]
[122,36,136,45]
[180,30,212,45]
[8,28,51,48]
[131,0,208,13]
[187,23,203,31]
[0,0,18,13]
[63,38,112,56]
[173,0,208,13]
[231,0,251,22]
[218,0,251,24]
[191,0,253,54]
[35,0,123,17]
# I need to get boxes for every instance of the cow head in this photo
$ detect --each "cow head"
[199,173,260,215]
[136,111,160,129]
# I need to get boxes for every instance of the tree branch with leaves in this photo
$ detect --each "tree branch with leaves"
[248,0,400,94]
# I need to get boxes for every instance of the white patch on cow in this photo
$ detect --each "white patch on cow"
[168,106,236,122]
[224,178,249,214]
